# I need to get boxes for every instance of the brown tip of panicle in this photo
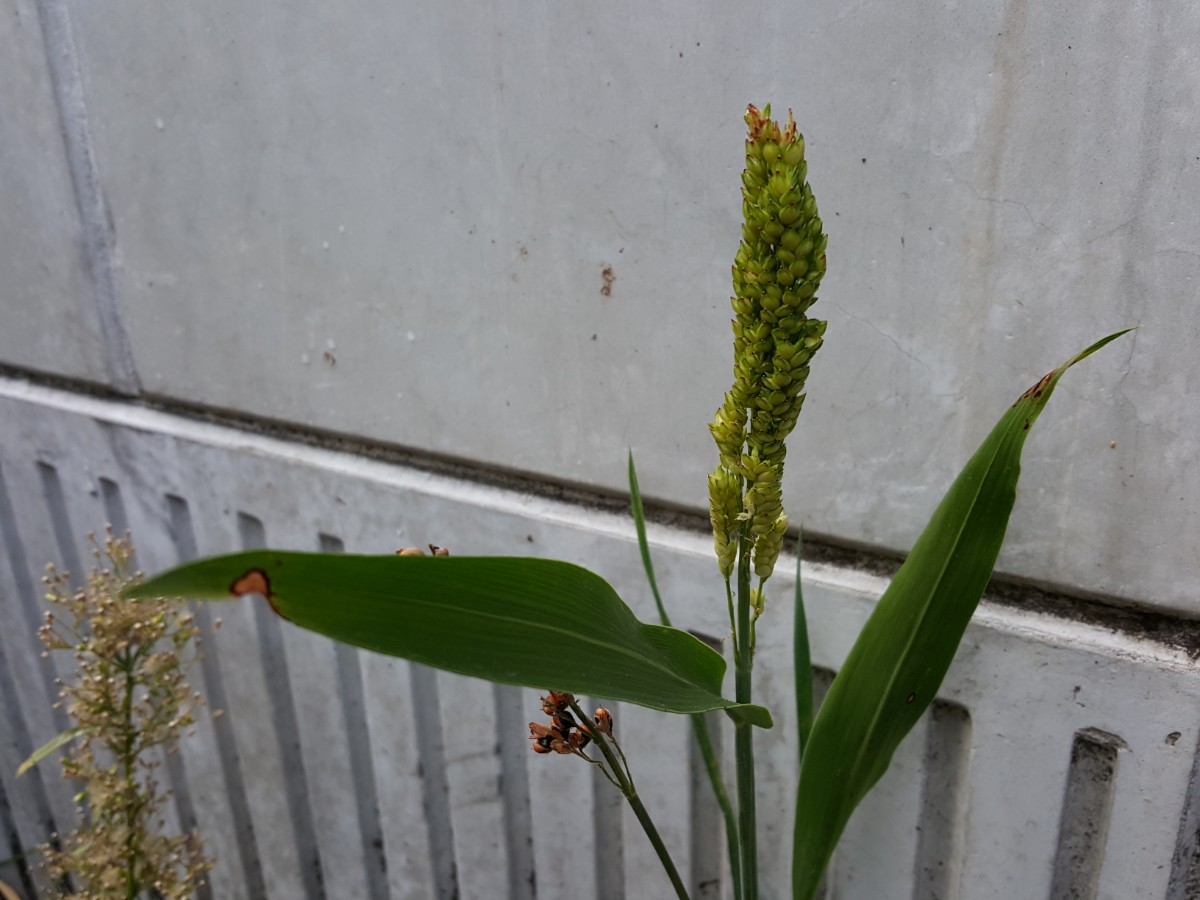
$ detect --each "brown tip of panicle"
[782,109,798,142]
[428,544,450,556]
[230,568,271,598]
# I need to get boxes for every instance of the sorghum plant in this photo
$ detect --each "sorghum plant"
[36,531,210,899]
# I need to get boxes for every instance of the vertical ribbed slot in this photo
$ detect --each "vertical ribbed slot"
[689,709,724,899]
[1166,730,1200,900]
[36,463,82,585]
[0,618,58,886]
[591,697,625,900]
[166,495,264,900]
[0,463,70,737]
[493,683,536,900]
[319,533,391,900]
[0,773,36,898]
[409,664,460,900]
[1049,728,1125,900]
[237,514,326,899]
[689,631,725,899]
[912,700,972,900]
[97,478,138,572]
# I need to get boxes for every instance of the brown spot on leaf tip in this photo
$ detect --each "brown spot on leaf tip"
[230,568,271,598]
[905,692,916,704]
[1019,372,1054,401]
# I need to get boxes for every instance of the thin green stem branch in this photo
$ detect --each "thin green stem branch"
[735,538,758,900]
[119,649,140,900]
[567,699,691,900]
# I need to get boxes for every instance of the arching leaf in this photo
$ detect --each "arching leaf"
[792,330,1132,900]
[126,553,772,728]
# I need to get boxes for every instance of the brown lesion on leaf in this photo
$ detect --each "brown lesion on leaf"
[230,568,271,598]
[396,544,451,556]
[230,567,288,620]
[1018,371,1055,402]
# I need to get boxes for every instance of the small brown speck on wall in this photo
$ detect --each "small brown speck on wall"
[601,265,616,297]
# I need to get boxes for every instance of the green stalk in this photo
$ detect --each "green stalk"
[567,699,691,900]
[118,649,139,900]
[735,538,758,900]
[627,454,743,900]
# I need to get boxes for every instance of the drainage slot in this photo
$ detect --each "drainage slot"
[591,696,625,900]
[237,513,325,899]
[689,708,725,899]
[1167,729,1200,900]
[1050,727,1126,900]
[166,495,263,900]
[36,463,82,586]
[913,700,972,900]
[320,532,391,900]
[409,664,460,900]
[494,682,536,900]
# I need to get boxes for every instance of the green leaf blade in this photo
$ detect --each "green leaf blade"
[126,552,771,728]
[792,330,1131,900]
[17,727,87,777]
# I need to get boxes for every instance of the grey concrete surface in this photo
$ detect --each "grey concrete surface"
[4,1,1198,612]
[0,0,111,383]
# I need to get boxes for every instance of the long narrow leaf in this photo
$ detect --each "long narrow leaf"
[17,727,88,777]
[792,330,1131,899]
[126,553,771,728]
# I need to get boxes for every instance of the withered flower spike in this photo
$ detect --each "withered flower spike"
[540,690,574,716]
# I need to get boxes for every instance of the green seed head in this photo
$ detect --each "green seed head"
[708,102,829,582]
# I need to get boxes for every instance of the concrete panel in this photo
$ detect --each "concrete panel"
[2,379,1198,898]
[63,0,1200,611]
[0,0,110,382]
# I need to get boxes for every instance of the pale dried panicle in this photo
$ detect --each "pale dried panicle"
[36,529,212,898]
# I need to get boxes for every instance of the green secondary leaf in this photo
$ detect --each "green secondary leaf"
[125,553,771,728]
[792,330,1131,900]
[17,727,88,777]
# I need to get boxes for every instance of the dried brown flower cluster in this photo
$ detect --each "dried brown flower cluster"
[37,531,211,899]
[528,692,613,756]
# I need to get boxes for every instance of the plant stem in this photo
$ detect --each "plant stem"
[735,538,757,900]
[792,531,815,900]
[118,649,139,900]
[567,699,691,900]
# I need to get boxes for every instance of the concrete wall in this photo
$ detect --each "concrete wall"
[4,0,1198,613]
